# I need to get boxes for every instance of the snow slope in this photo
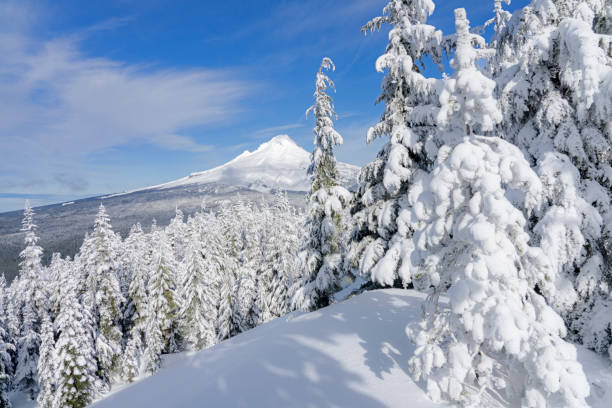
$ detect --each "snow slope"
[90,289,612,408]
[141,134,360,193]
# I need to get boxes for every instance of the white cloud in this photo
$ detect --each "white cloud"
[252,123,305,138]
[0,3,256,192]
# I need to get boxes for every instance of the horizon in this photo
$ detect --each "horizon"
[0,0,530,213]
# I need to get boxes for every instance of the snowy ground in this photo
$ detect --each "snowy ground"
[93,290,448,408]
[12,289,612,408]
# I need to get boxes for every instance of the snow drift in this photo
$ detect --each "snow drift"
[91,290,612,408]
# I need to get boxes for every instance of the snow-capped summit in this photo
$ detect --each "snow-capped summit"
[151,135,359,192]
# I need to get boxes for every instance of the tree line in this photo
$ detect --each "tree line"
[0,193,302,407]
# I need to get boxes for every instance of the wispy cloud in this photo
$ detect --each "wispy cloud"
[269,0,385,39]
[252,123,305,139]
[0,1,257,193]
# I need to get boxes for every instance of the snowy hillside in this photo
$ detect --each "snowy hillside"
[136,134,360,193]
[90,290,612,408]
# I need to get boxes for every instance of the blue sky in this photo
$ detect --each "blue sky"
[0,0,529,213]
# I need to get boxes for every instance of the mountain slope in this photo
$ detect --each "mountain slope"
[90,289,612,408]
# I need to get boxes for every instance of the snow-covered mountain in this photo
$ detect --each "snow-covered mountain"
[131,134,359,193]
[88,290,612,408]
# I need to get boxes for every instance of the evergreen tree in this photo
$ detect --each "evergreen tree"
[233,201,260,332]
[36,314,55,408]
[407,9,590,407]
[269,192,299,316]
[144,230,179,373]
[120,335,140,384]
[492,0,612,358]
[179,230,216,350]
[234,266,258,333]
[4,285,19,390]
[346,0,443,287]
[255,200,277,324]
[14,200,45,399]
[120,224,149,382]
[216,271,234,342]
[53,279,99,408]
[166,208,187,263]
[82,204,124,385]
[294,58,351,311]
[217,204,240,338]
[46,254,68,320]
[0,276,14,408]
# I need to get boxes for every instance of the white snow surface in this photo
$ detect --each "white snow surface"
[89,289,612,408]
[140,135,359,193]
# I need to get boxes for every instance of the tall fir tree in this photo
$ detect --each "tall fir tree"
[216,204,239,339]
[120,224,149,382]
[293,58,351,311]
[14,200,45,399]
[256,200,278,323]
[36,314,55,408]
[179,229,216,350]
[0,276,14,408]
[53,277,99,408]
[216,270,234,342]
[81,205,124,386]
[269,191,299,316]
[346,0,443,288]
[144,230,179,373]
[166,208,188,263]
[233,200,260,333]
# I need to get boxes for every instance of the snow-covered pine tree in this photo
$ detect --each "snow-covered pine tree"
[346,0,443,288]
[191,209,224,341]
[480,0,513,76]
[82,204,124,385]
[4,284,19,390]
[0,276,15,408]
[492,0,612,358]
[406,9,590,407]
[46,254,68,320]
[179,229,216,350]
[216,270,234,342]
[53,277,99,408]
[36,314,54,408]
[120,224,149,382]
[270,191,300,316]
[255,200,274,324]
[120,336,140,385]
[166,208,187,263]
[234,266,257,333]
[233,200,260,333]
[144,230,179,373]
[293,58,351,311]
[14,200,45,399]
[216,204,239,339]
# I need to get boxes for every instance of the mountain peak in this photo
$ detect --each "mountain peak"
[255,134,301,152]
[142,135,359,193]
[268,134,295,144]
